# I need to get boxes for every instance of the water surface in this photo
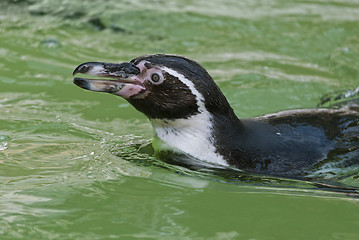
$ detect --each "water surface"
[1,0,359,239]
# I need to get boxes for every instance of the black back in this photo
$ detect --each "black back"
[212,110,359,177]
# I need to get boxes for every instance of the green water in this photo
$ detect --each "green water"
[1,0,359,239]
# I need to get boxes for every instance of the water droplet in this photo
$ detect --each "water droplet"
[0,135,10,151]
[40,38,62,49]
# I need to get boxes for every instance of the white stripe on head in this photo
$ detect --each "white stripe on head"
[162,67,207,113]
[151,67,228,167]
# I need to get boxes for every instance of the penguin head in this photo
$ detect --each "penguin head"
[73,54,232,120]
[73,54,237,166]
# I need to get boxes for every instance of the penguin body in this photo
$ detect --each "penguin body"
[73,54,359,177]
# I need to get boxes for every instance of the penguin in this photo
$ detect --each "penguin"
[73,54,359,178]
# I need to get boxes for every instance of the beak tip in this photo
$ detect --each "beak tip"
[72,68,78,76]
[73,77,90,89]
[73,63,92,76]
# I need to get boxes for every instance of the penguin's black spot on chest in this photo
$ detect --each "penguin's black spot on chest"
[128,73,199,119]
[162,127,179,136]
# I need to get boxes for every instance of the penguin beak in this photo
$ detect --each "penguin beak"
[73,62,145,98]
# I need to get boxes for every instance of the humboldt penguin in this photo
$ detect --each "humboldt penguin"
[73,54,359,177]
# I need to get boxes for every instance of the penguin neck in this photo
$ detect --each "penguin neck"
[150,108,241,167]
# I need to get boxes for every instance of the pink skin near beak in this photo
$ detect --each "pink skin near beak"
[115,61,149,98]
[115,78,145,98]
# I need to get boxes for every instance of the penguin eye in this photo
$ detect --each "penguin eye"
[151,73,160,83]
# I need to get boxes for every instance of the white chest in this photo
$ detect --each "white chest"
[150,113,229,167]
